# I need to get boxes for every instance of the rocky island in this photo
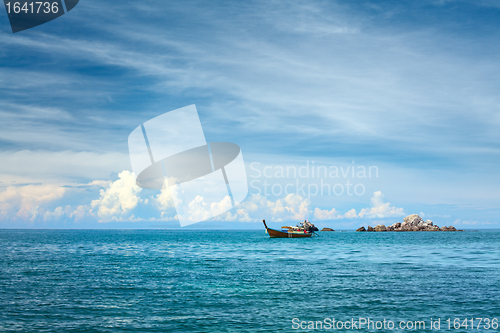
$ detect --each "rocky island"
[356,214,463,232]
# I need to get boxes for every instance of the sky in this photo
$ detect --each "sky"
[0,0,499,229]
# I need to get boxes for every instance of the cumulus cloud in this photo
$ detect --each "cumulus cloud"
[12,175,138,223]
[453,219,491,225]
[314,207,358,220]
[43,206,67,221]
[90,170,142,220]
[215,193,311,223]
[70,205,92,221]
[155,188,174,210]
[357,191,405,218]
[314,207,339,220]
[158,188,312,225]
[343,208,358,218]
[0,184,66,221]
[0,167,406,227]
[313,191,405,220]
[282,194,311,220]
[202,191,404,223]
[179,195,233,223]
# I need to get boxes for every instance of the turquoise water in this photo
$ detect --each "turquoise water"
[1,230,499,332]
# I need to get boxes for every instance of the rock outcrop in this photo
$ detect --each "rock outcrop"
[321,227,335,231]
[356,214,463,232]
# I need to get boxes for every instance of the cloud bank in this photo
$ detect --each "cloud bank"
[0,169,406,226]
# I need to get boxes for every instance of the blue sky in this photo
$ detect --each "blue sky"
[0,0,499,228]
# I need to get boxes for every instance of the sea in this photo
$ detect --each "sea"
[1,229,499,332]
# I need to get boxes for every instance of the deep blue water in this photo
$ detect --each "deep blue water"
[1,230,499,332]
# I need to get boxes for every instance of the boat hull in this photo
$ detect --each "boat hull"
[267,228,312,238]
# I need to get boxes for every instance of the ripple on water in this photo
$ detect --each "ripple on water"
[0,229,499,332]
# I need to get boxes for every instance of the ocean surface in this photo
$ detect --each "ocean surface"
[1,229,499,332]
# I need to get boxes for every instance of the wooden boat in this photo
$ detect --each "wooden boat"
[263,220,313,238]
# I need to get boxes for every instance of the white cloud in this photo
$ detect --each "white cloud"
[70,205,92,221]
[358,191,405,218]
[0,169,406,226]
[88,180,112,188]
[180,195,234,223]
[313,207,357,220]
[43,206,66,221]
[453,219,492,225]
[314,207,339,220]
[184,195,214,222]
[281,194,311,220]
[343,208,358,218]
[0,184,66,221]
[313,191,405,220]
[253,193,311,221]
[194,191,404,223]
[155,188,174,210]
[210,196,233,216]
[90,170,141,220]
[214,193,311,223]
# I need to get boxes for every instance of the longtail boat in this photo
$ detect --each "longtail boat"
[262,220,313,238]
